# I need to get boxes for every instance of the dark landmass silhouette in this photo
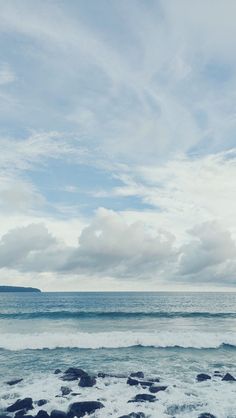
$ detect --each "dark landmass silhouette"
[0,286,41,293]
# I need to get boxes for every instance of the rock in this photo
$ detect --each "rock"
[35,412,50,418]
[54,369,62,375]
[68,401,104,417]
[61,387,72,396]
[97,372,106,378]
[65,368,87,378]
[119,413,146,418]
[130,372,144,379]
[78,375,96,388]
[127,377,139,386]
[0,415,11,418]
[139,381,153,387]
[196,373,211,382]
[222,373,236,381]
[149,385,167,393]
[7,399,33,412]
[198,414,216,418]
[6,379,23,386]
[50,411,67,418]
[14,411,27,418]
[36,400,48,407]
[126,377,153,387]
[128,394,156,403]
[62,368,87,382]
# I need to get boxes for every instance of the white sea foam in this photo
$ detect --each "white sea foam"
[1,370,236,418]
[0,331,236,350]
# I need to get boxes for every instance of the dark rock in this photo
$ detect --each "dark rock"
[36,400,48,407]
[139,381,153,387]
[149,385,167,393]
[14,411,27,418]
[68,401,104,417]
[6,379,23,386]
[54,369,62,375]
[119,413,146,418]
[222,373,236,381]
[7,399,33,412]
[71,393,80,397]
[128,394,156,403]
[198,414,216,418]
[127,377,153,387]
[35,411,50,418]
[78,375,96,388]
[196,373,211,382]
[130,372,144,379]
[61,386,72,396]
[97,372,106,378]
[127,377,139,386]
[0,415,11,418]
[65,368,87,378]
[50,411,67,418]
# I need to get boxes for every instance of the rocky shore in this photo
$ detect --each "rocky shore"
[0,367,235,418]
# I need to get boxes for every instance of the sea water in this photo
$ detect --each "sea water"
[0,292,236,417]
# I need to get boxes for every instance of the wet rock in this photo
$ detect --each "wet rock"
[54,369,62,375]
[65,368,87,378]
[50,411,67,418]
[149,385,167,393]
[222,373,236,381]
[61,387,72,396]
[36,400,48,407]
[14,411,27,418]
[68,401,104,417]
[7,398,33,413]
[0,415,11,418]
[198,414,216,418]
[35,411,50,418]
[130,372,144,379]
[127,377,139,386]
[97,372,106,378]
[119,413,146,418]
[128,394,156,403]
[78,375,96,388]
[6,379,23,386]
[139,381,153,387]
[196,373,211,382]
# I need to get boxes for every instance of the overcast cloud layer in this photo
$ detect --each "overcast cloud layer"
[0,0,236,291]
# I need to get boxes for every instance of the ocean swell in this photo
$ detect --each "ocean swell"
[0,331,236,350]
[0,311,235,320]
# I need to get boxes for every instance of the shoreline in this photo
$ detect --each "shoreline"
[1,367,235,418]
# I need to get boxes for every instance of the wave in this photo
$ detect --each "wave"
[0,331,236,350]
[0,310,235,320]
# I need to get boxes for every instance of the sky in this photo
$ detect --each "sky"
[0,0,236,291]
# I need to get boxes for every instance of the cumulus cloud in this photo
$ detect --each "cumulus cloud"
[0,211,236,287]
[179,221,236,276]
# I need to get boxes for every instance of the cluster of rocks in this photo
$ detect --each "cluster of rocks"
[196,372,236,382]
[1,368,235,418]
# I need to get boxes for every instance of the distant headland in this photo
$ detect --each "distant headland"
[0,286,41,293]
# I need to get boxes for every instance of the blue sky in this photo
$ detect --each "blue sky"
[0,0,236,291]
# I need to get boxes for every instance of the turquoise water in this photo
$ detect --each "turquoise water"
[0,292,236,417]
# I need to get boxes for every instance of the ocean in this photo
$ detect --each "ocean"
[0,291,236,417]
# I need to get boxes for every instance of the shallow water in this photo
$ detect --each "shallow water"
[0,292,236,417]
